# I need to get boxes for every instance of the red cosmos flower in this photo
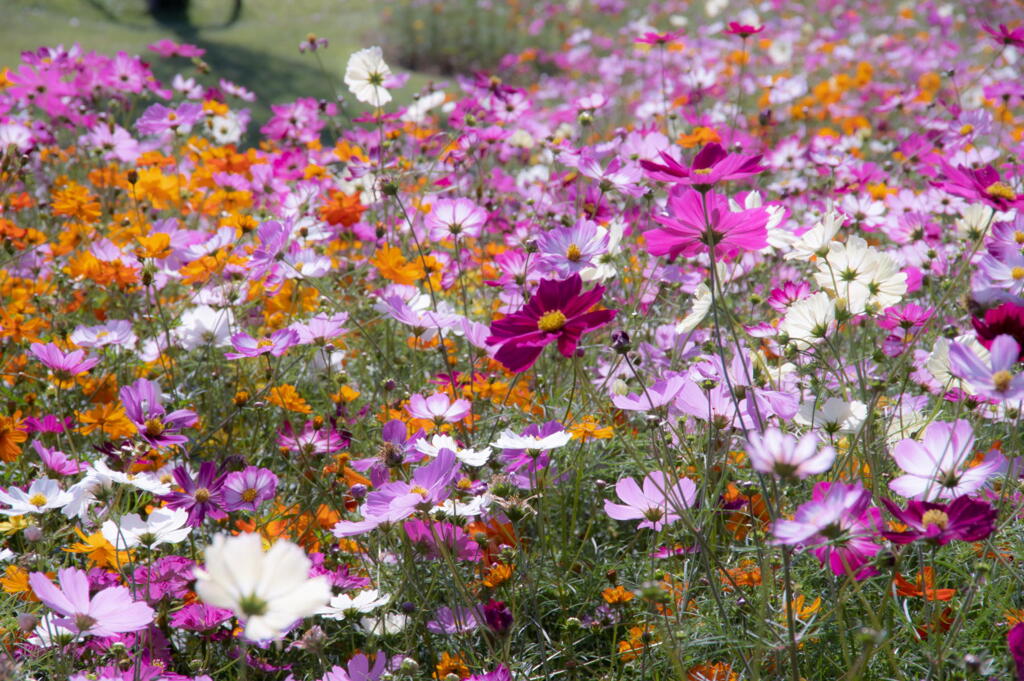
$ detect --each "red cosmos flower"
[640,142,765,189]
[982,23,1024,50]
[646,187,770,259]
[725,22,765,38]
[486,274,616,374]
[880,496,996,545]
[973,302,1024,362]
[932,160,1023,211]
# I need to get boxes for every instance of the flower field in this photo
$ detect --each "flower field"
[2,1,1024,679]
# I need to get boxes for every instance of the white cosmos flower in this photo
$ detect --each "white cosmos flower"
[344,47,393,108]
[102,507,191,549]
[319,589,390,619]
[0,478,73,516]
[794,397,867,436]
[491,430,572,451]
[927,335,990,393]
[357,612,410,636]
[784,205,844,261]
[780,292,836,347]
[194,533,330,642]
[416,434,491,467]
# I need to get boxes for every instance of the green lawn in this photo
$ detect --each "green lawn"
[3,0,428,134]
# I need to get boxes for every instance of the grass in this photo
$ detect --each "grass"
[3,0,431,135]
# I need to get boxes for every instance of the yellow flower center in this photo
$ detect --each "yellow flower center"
[1012,267,1024,280]
[241,488,258,503]
[959,124,974,135]
[410,485,429,497]
[537,310,567,332]
[566,243,582,262]
[257,338,274,348]
[920,509,950,530]
[986,182,1017,201]
[143,418,166,437]
[692,167,713,175]
[193,487,211,503]
[993,369,1014,392]
[28,493,47,508]
[1015,231,1024,244]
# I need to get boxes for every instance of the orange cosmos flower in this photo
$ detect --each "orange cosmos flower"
[0,411,27,462]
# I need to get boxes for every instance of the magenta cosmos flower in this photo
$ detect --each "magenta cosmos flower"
[604,471,696,531]
[772,481,881,580]
[120,378,197,448]
[28,567,154,637]
[486,274,616,373]
[932,160,1023,211]
[646,187,769,259]
[725,22,765,37]
[161,461,228,526]
[983,23,1024,50]
[880,496,996,546]
[641,142,765,188]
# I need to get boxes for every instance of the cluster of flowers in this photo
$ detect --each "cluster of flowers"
[2,1,1024,680]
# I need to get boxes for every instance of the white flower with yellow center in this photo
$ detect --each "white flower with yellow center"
[344,47,393,108]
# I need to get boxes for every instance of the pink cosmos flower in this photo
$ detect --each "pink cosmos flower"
[223,466,279,512]
[635,29,685,45]
[604,471,696,531]
[29,343,99,376]
[641,142,765,188]
[28,567,154,637]
[135,102,204,136]
[69,320,137,349]
[486,274,616,373]
[536,219,609,277]
[425,198,487,241]
[745,428,836,481]
[772,481,881,580]
[646,187,769,259]
[31,441,86,476]
[889,420,1005,501]
[949,334,1024,400]
[225,329,300,360]
[611,375,687,411]
[406,392,472,424]
[147,39,206,58]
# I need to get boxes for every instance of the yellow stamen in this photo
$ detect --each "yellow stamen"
[692,167,713,175]
[920,509,949,530]
[28,494,47,508]
[566,244,582,262]
[986,182,1016,201]
[537,310,567,332]
[993,370,1014,393]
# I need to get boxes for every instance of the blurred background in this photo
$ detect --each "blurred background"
[3,0,582,132]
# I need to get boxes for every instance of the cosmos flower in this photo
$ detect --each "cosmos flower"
[879,496,996,545]
[486,274,616,373]
[949,334,1024,400]
[28,567,154,637]
[640,142,765,188]
[889,420,1005,501]
[0,478,73,515]
[932,161,1022,211]
[223,466,279,512]
[425,198,487,241]
[28,343,99,380]
[972,302,1024,361]
[745,428,836,481]
[161,461,228,526]
[604,471,697,530]
[119,378,197,448]
[101,507,192,549]
[344,47,393,107]
[194,533,330,641]
[406,392,472,425]
[646,187,769,259]
[772,481,881,580]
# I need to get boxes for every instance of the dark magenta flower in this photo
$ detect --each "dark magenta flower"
[161,461,227,526]
[973,302,1024,362]
[932,160,1023,211]
[483,599,513,634]
[1009,622,1024,680]
[634,29,685,45]
[880,496,996,545]
[486,274,616,374]
[640,142,765,189]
